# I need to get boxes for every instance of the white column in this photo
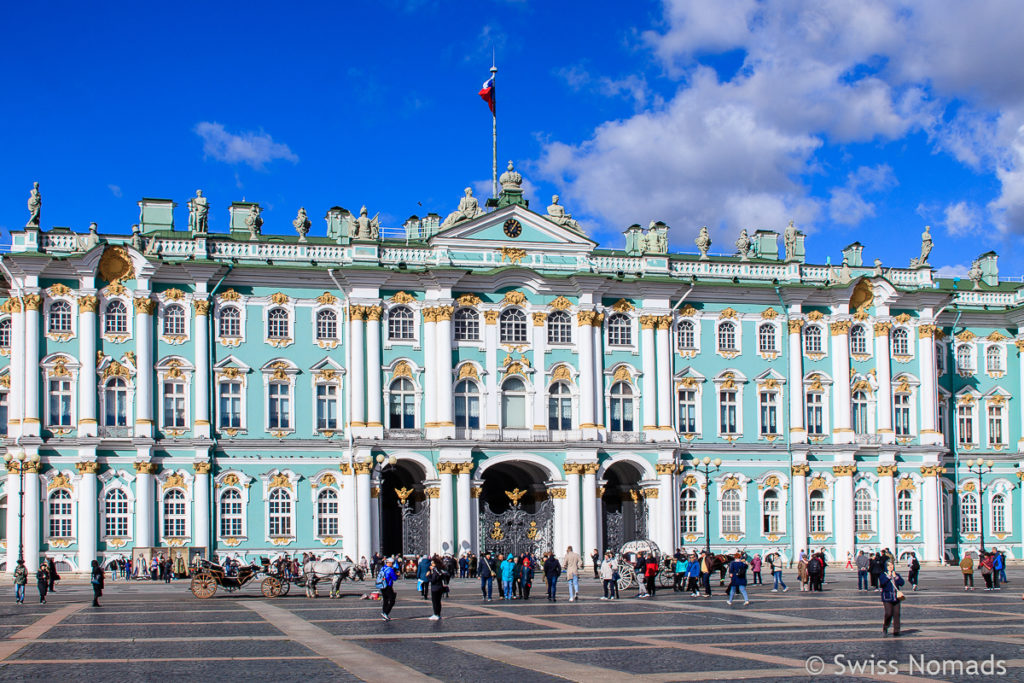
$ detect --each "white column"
[788,320,805,443]
[135,463,156,547]
[193,461,211,551]
[428,484,441,554]
[792,465,809,558]
[8,303,24,439]
[76,461,99,572]
[834,466,856,562]
[484,312,499,432]
[370,484,380,556]
[577,313,596,437]
[877,465,897,553]
[365,307,383,435]
[640,319,657,434]
[23,465,40,571]
[340,465,357,559]
[435,306,455,438]
[657,464,675,553]
[564,464,581,551]
[349,307,366,430]
[193,301,210,438]
[831,323,853,444]
[456,464,472,554]
[655,318,673,432]
[470,482,482,554]
[22,295,41,437]
[532,313,547,432]
[438,463,455,554]
[875,323,893,441]
[918,326,940,444]
[134,297,155,438]
[422,308,437,433]
[581,464,598,563]
[551,486,566,557]
[5,457,22,572]
[355,462,371,562]
[592,323,604,431]
[77,296,99,437]
[921,467,941,563]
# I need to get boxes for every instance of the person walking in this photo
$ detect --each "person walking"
[907,552,920,591]
[991,550,1003,590]
[600,551,618,600]
[751,554,762,585]
[478,551,495,601]
[980,551,995,590]
[869,552,884,591]
[46,557,58,593]
[543,552,561,601]
[856,551,870,590]
[12,560,27,605]
[591,549,600,579]
[90,559,104,607]
[686,553,701,595]
[427,557,448,621]
[879,562,905,637]
[635,553,649,598]
[960,552,975,590]
[35,564,49,604]
[996,548,1008,585]
[674,554,687,592]
[699,550,712,597]
[376,557,398,621]
[417,554,431,600]
[501,554,516,600]
[644,554,659,599]
[807,553,824,592]
[726,552,750,606]
[767,551,788,592]
[563,545,582,602]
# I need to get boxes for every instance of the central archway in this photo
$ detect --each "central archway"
[601,461,647,552]
[378,460,429,557]
[479,461,554,556]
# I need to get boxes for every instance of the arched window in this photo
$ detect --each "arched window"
[162,380,187,429]
[547,311,572,344]
[104,489,129,537]
[891,327,910,356]
[316,309,337,340]
[680,489,698,533]
[607,313,631,346]
[960,492,979,533]
[956,345,973,373]
[162,489,187,538]
[48,301,72,333]
[0,318,10,349]
[677,320,695,350]
[454,379,480,429]
[548,381,572,431]
[388,306,414,340]
[854,489,874,532]
[850,324,868,355]
[762,489,779,534]
[48,489,73,538]
[388,378,416,429]
[717,321,737,352]
[986,346,1003,374]
[104,300,128,335]
[806,391,824,435]
[163,304,186,337]
[803,325,822,354]
[992,494,1007,534]
[499,308,528,344]
[721,490,742,534]
[317,488,340,537]
[758,323,776,353]
[501,377,528,429]
[219,488,243,537]
[268,488,292,536]
[809,490,827,533]
[103,378,129,427]
[852,390,869,435]
[897,489,914,533]
[453,308,479,341]
[893,392,912,436]
[267,308,289,339]
[219,306,241,338]
[609,381,635,432]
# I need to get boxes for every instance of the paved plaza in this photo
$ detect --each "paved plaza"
[0,568,1020,681]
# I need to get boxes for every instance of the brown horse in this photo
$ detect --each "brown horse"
[704,554,733,585]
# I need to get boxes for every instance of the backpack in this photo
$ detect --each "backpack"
[375,567,389,590]
[911,558,920,571]
[808,558,821,574]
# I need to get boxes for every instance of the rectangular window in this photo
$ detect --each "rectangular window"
[806,392,824,435]
[809,495,827,533]
[162,382,187,429]
[759,391,777,435]
[957,404,974,446]
[219,381,242,429]
[48,379,73,427]
[897,493,914,533]
[317,384,338,430]
[719,390,738,435]
[677,389,697,434]
[937,400,947,445]
[0,390,7,436]
[987,404,1005,447]
[894,394,911,437]
[268,383,291,430]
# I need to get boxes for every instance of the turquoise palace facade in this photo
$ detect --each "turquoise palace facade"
[1,166,1022,574]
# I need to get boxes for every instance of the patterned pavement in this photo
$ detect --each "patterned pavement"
[0,568,1021,681]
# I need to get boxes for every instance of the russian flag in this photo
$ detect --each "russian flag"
[479,75,495,115]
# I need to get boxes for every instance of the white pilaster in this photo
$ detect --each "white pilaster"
[551,485,566,557]
[428,482,441,554]
[577,313,596,437]
[875,323,894,442]
[640,321,657,434]
[877,464,897,553]
[135,462,156,547]
[788,320,806,443]
[76,460,99,572]
[193,460,211,551]
[77,297,98,437]
[484,313,499,432]
[370,484,380,556]
[581,464,598,562]
[592,324,604,432]
[657,465,675,553]
[655,318,673,433]
[22,295,41,437]
[365,307,383,437]
[918,326,940,444]
[435,306,455,439]
[23,465,40,571]
[355,462,372,562]
[422,308,438,435]
[340,465,357,559]
[834,466,855,562]
[532,313,547,432]
[921,467,941,563]
[456,464,472,554]
[193,300,211,438]
[438,462,455,554]
[792,465,809,558]
[9,304,24,439]
[470,481,482,554]
[831,323,853,444]
[349,307,366,430]
[565,464,582,551]
[134,297,154,438]
[5,457,22,572]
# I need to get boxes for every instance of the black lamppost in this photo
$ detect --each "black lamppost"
[964,458,993,552]
[3,451,40,565]
[687,456,722,555]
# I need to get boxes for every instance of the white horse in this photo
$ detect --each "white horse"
[301,558,354,598]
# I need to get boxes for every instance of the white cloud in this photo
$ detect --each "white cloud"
[935,263,971,278]
[107,184,122,198]
[194,122,298,170]
[828,165,897,226]
[943,201,982,237]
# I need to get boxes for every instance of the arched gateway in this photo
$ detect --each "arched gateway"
[378,460,429,556]
[602,461,648,551]
[478,462,554,556]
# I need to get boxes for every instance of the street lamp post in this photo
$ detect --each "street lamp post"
[3,451,40,565]
[689,456,722,555]
[964,458,993,552]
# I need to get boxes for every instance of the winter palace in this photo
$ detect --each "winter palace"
[1,165,1022,575]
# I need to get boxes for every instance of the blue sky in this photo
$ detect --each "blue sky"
[3,1,1024,275]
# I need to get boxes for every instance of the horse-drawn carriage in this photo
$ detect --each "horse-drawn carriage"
[614,539,678,591]
[189,558,288,599]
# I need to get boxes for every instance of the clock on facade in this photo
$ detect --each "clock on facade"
[503,218,522,238]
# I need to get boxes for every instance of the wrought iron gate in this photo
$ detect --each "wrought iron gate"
[603,509,623,551]
[395,488,429,556]
[602,494,648,551]
[480,494,553,557]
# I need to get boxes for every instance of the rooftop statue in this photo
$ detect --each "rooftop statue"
[545,195,581,232]
[918,225,932,267]
[188,190,209,234]
[735,229,751,261]
[26,181,41,228]
[130,224,143,251]
[245,205,263,241]
[293,207,311,242]
[968,258,983,290]
[695,226,712,260]
[783,220,798,260]
[353,205,380,240]
[647,221,668,254]
[440,187,484,229]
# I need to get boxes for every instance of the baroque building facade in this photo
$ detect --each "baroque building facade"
[1,169,1022,573]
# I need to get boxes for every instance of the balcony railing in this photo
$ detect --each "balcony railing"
[98,426,133,439]
[383,428,425,440]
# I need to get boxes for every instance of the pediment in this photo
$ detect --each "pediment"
[428,205,597,252]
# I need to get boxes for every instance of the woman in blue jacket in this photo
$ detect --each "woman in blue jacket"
[879,563,905,636]
[501,556,516,600]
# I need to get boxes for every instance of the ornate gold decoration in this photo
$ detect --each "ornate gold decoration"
[483,310,499,324]
[435,305,454,321]
[75,462,100,475]
[500,246,527,264]
[956,330,976,342]
[501,290,527,306]
[437,461,459,475]
[639,315,658,330]
[832,465,857,477]
[877,465,898,476]
[763,475,780,488]
[892,312,912,324]
[133,297,155,315]
[788,319,804,333]
[456,294,481,307]
[682,474,697,486]
[549,296,572,310]
[353,462,373,475]
[315,368,338,383]
[316,291,338,306]
[193,299,210,316]
[50,357,72,378]
[760,308,779,319]
[808,474,828,490]
[806,310,825,321]
[22,294,42,311]
[337,463,352,475]
[425,487,440,499]
[563,462,584,475]
[489,521,504,540]
[532,311,547,326]
[390,291,416,304]
[270,537,294,546]
[47,283,74,297]
[456,363,479,381]
[100,360,130,381]
[612,366,633,382]
[470,486,482,498]
[191,462,211,475]
[678,304,697,317]
[611,299,634,312]
[317,473,336,487]
[986,330,1007,342]
[920,465,946,477]
[720,371,738,390]
[896,477,916,491]
[219,289,241,302]
[677,377,698,389]
[551,365,572,381]
[0,297,22,313]
[718,307,738,319]
[269,473,293,490]
[916,324,937,339]
[505,488,527,504]
[161,288,186,301]
[654,463,675,475]
[547,487,567,499]
[850,279,874,313]
[133,462,158,475]
[98,245,135,283]
[895,378,911,394]
[721,476,741,491]
[364,305,383,321]
[270,292,289,305]
[391,360,412,380]
[162,473,186,490]
[576,310,598,326]
[46,473,72,491]
[988,394,1007,405]
[655,315,672,330]
[830,321,851,336]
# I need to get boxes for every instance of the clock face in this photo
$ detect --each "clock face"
[503,218,522,238]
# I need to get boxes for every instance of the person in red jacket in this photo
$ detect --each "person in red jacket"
[644,555,659,598]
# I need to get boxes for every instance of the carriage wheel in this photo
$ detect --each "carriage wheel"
[190,571,217,599]
[279,579,290,597]
[657,570,674,588]
[261,576,283,598]
[617,565,635,592]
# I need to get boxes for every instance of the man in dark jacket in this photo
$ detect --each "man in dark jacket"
[478,551,495,601]
[879,563,905,636]
[869,552,884,590]
[806,554,823,591]
[543,553,562,601]
[417,554,431,599]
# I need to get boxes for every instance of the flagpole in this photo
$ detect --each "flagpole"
[491,63,498,198]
